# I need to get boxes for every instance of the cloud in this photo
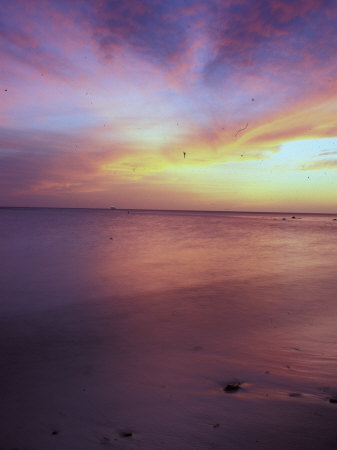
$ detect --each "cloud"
[83,0,337,95]
[0,127,114,195]
[1,0,337,209]
[318,150,337,157]
[0,0,93,84]
[86,0,194,65]
[202,0,337,87]
[301,159,337,170]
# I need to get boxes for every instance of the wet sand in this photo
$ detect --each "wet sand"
[2,279,337,450]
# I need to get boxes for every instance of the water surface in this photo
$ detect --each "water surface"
[1,208,337,449]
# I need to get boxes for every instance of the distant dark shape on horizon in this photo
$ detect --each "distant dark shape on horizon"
[183,152,186,159]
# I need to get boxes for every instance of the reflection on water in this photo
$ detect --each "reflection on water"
[1,208,337,449]
[4,208,337,297]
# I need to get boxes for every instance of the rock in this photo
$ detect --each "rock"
[289,392,302,398]
[224,382,241,393]
[51,430,59,435]
[119,431,133,437]
[329,398,337,404]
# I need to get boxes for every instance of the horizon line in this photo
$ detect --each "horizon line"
[1,206,336,216]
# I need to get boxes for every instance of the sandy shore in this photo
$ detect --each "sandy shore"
[2,282,337,450]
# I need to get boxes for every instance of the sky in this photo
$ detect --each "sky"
[1,0,337,212]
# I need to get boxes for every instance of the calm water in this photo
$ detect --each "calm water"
[1,208,337,449]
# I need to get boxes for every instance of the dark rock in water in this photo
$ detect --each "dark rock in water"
[289,392,302,398]
[120,431,133,437]
[213,423,220,428]
[329,398,337,404]
[224,382,241,393]
[282,218,286,220]
[292,216,296,219]
[51,430,59,435]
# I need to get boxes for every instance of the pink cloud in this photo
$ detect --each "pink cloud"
[301,159,337,171]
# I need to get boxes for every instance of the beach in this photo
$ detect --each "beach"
[1,208,337,449]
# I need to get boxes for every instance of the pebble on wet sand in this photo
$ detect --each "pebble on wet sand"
[119,431,133,437]
[224,382,241,393]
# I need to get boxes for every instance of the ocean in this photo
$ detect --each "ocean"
[1,208,337,449]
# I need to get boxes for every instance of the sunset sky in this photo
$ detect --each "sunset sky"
[1,0,337,212]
